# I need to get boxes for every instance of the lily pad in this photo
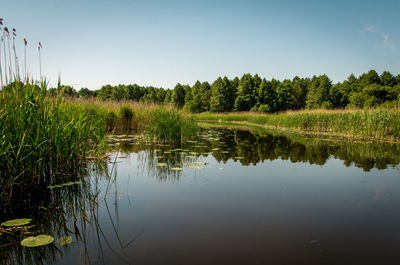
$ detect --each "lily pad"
[1,218,32,227]
[21,235,54,247]
[171,167,183,171]
[188,166,203,170]
[57,236,72,245]
[191,162,207,165]
[157,163,167,167]
[47,181,80,189]
[64,181,81,186]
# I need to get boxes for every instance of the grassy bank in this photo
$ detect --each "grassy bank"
[196,109,400,142]
[0,82,197,199]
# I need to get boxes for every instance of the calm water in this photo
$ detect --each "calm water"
[2,126,400,265]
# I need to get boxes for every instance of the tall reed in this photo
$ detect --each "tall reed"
[12,28,20,80]
[38,41,42,80]
[2,27,8,85]
[5,27,12,82]
[147,108,197,142]
[0,81,108,199]
[0,18,3,88]
[24,38,27,80]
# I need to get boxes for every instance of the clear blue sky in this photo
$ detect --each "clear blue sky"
[2,0,400,89]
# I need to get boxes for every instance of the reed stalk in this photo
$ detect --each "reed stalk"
[2,28,8,85]
[0,18,3,88]
[5,27,13,82]
[38,42,42,81]
[12,28,19,80]
[24,38,27,80]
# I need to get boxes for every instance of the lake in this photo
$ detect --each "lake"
[1,125,400,265]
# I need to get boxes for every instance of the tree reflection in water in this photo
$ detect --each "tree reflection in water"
[1,126,399,264]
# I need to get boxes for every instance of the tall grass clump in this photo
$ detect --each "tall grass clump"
[147,108,197,142]
[118,105,137,131]
[0,81,108,199]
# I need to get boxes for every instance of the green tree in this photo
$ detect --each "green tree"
[291,77,309,110]
[184,81,201,112]
[359,69,381,87]
[234,74,257,111]
[172,83,186,108]
[276,79,294,111]
[199,81,212,111]
[380,71,396,86]
[210,77,234,112]
[257,78,277,112]
[305,75,332,109]
[78,87,95,97]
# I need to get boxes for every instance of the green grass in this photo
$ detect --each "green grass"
[147,108,198,142]
[196,109,400,141]
[0,81,108,198]
[71,99,198,141]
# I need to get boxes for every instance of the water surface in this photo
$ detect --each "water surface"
[1,127,400,265]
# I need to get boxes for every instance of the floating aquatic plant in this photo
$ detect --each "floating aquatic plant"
[1,218,32,227]
[21,235,54,247]
[57,236,73,245]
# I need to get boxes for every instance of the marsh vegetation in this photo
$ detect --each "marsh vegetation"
[1,17,400,265]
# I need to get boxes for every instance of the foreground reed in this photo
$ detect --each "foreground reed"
[0,81,108,199]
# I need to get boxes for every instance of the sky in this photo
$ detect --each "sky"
[2,0,400,90]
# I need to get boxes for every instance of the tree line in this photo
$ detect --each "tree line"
[64,69,400,112]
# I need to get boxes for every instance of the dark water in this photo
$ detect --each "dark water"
[2,126,400,265]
